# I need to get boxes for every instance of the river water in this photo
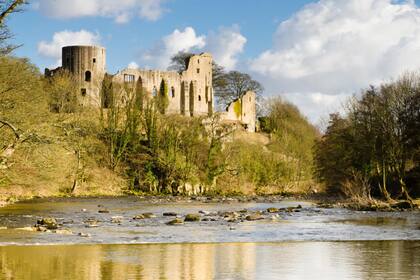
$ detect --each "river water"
[0,197,419,279]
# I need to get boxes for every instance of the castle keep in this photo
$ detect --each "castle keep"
[46,45,255,131]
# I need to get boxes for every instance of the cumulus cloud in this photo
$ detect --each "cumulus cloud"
[38,30,101,66]
[36,0,167,23]
[250,0,420,123]
[128,61,139,69]
[140,26,247,70]
[281,92,349,125]
[206,26,247,71]
[142,27,206,69]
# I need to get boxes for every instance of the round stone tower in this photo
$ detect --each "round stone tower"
[62,45,106,106]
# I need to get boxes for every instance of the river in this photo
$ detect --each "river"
[0,197,419,279]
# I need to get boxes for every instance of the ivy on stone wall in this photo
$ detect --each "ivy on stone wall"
[233,100,242,118]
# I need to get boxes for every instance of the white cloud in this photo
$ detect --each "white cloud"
[38,30,101,67]
[142,27,206,69]
[139,26,247,70]
[281,92,349,125]
[250,0,420,122]
[206,26,247,71]
[37,0,167,23]
[128,61,139,69]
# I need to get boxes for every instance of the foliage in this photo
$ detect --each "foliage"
[0,56,125,199]
[227,142,291,191]
[157,79,169,114]
[45,70,79,113]
[262,98,320,180]
[314,74,420,201]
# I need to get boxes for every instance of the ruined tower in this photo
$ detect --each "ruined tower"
[62,45,106,106]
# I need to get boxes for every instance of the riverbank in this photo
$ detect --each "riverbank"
[1,191,419,212]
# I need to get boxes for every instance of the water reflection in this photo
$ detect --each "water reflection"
[0,241,419,280]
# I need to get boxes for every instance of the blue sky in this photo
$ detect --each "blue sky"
[7,0,420,124]
[10,0,312,72]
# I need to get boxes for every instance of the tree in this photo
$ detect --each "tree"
[215,71,263,107]
[168,51,193,72]
[314,74,420,203]
[169,51,264,109]
[45,69,79,113]
[0,0,26,55]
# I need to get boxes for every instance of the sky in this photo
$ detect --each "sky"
[7,0,420,125]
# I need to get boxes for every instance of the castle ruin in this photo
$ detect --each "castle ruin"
[45,45,256,132]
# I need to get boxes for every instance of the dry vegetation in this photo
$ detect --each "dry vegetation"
[0,57,126,202]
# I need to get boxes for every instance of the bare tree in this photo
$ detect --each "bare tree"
[0,0,26,55]
[169,52,264,109]
[215,70,264,107]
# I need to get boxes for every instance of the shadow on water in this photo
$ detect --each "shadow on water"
[0,241,419,280]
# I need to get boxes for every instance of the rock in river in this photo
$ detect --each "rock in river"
[184,214,200,222]
[133,214,145,220]
[163,212,177,217]
[37,217,58,230]
[245,214,264,221]
[166,218,184,225]
[54,229,73,235]
[111,216,123,224]
[266,207,279,213]
[143,213,156,218]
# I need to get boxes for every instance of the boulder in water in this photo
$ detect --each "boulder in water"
[166,218,184,225]
[37,217,58,230]
[184,214,200,222]
[245,214,264,221]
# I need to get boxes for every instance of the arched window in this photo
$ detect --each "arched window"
[171,87,175,98]
[198,95,201,101]
[85,71,92,82]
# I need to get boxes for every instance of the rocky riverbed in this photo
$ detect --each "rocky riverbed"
[0,197,419,245]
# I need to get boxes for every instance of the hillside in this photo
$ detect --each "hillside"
[0,56,320,202]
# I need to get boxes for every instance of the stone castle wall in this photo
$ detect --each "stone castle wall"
[62,46,106,107]
[112,53,213,116]
[45,45,255,132]
[220,91,256,132]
